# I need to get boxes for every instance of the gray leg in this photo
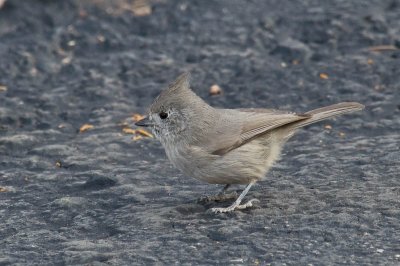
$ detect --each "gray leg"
[210,181,259,213]
[198,184,237,203]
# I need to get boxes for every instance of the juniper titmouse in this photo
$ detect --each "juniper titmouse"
[136,73,364,213]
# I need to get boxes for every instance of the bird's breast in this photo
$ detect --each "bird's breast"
[163,142,218,180]
[163,143,195,175]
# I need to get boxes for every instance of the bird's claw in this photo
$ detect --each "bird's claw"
[210,199,259,213]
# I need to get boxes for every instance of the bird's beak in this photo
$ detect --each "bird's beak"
[135,116,153,127]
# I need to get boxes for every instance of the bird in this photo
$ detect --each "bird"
[135,72,364,213]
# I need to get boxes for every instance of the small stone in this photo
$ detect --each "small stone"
[79,8,87,18]
[67,40,76,47]
[30,68,38,76]
[209,84,222,95]
[0,0,6,9]
[62,57,72,65]
[97,35,105,43]
[179,3,188,11]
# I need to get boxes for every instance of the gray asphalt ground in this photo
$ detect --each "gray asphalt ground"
[0,0,399,264]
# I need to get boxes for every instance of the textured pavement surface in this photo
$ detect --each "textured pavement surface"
[0,0,399,264]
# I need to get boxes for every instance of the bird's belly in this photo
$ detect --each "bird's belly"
[202,134,284,184]
[163,134,283,185]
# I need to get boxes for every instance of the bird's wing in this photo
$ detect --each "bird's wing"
[237,108,291,114]
[210,109,309,155]
[238,109,309,141]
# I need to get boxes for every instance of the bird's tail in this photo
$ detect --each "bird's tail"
[286,102,364,130]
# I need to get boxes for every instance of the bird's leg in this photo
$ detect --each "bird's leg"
[210,181,259,213]
[198,184,237,203]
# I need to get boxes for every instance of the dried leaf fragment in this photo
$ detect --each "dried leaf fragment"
[89,0,152,16]
[132,135,143,141]
[132,113,145,122]
[319,73,329,80]
[136,128,153,138]
[122,127,136,134]
[368,45,398,52]
[132,0,152,16]
[79,124,94,133]
[339,132,346,137]
[0,187,8,193]
[324,125,332,130]
[0,85,7,92]
[55,161,62,168]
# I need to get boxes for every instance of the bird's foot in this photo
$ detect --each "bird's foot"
[210,199,259,213]
[198,191,238,203]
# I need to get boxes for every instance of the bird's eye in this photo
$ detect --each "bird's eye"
[159,112,168,119]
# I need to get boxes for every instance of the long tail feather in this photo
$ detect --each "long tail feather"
[288,102,364,130]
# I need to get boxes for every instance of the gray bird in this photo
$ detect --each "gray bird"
[136,72,364,213]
